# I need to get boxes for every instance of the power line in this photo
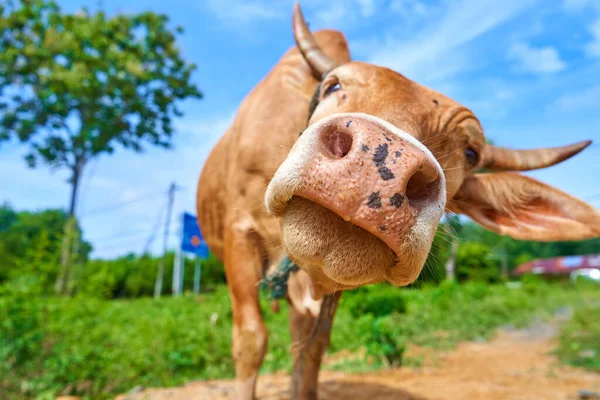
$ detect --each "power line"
[142,202,167,254]
[80,190,168,217]
[88,226,162,244]
[91,231,179,253]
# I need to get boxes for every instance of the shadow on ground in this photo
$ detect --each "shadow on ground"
[316,379,428,400]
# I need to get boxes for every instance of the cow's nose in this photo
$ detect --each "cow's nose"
[313,116,441,213]
[266,113,446,256]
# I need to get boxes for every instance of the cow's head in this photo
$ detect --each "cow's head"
[266,4,600,298]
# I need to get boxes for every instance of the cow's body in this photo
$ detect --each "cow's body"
[197,6,599,400]
[198,31,350,264]
[197,30,350,399]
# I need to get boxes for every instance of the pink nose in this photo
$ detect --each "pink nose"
[291,115,443,255]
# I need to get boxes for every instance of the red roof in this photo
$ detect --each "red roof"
[514,254,600,276]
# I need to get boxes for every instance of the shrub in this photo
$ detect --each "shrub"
[456,242,500,283]
[2,281,599,398]
[556,304,600,371]
[344,284,407,318]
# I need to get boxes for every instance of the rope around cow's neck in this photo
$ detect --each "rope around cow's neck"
[260,256,299,299]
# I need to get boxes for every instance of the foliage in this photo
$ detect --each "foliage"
[0,0,202,216]
[458,222,600,273]
[358,315,406,367]
[416,225,450,285]
[419,219,600,284]
[344,284,406,318]
[0,203,90,291]
[556,299,600,371]
[78,251,225,299]
[455,241,500,283]
[1,280,598,399]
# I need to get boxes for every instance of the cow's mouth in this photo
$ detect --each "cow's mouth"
[281,196,397,291]
[265,113,446,296]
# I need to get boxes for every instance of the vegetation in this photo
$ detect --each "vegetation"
[418,217,600,285]
[0,203,91,291]
[0,0,202,293]
[1,279,598,399]
[1,203,599,398]
[0,2,598,400]
[556,299,600,372]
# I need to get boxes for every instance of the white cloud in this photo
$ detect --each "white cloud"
[507,42,566,74]
[174,113,233,139]
[0,148,68,211]
[367,0,541,84]
[203,0,281,23]
[314,3,349,26]
[554,84,600,110]
[563,0,600,11]
[389,0,428,18]
[201,0,386,28]
[357,0,377,17]
[74,111,234,258]
[585,18,600,57]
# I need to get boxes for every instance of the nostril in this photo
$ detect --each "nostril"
[406,166,441,213]
[324,129,353,158]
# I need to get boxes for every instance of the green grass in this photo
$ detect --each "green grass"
[556,297,600,372]
[1,278,599,399]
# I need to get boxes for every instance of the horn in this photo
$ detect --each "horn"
[292,3,338,79]
[482,140,592,171]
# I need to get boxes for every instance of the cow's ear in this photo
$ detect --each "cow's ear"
[448,172,600,241]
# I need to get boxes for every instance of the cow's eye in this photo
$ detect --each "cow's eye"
[324,82,341,96]
[465,148,479,167]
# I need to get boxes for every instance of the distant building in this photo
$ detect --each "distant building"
[513,254,600,279]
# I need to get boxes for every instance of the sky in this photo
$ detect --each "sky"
[1,0,600,259]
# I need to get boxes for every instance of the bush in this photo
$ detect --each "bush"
[344,284,407,318]
[456,242,500,283]
[0,286,282,399]
[360,316,405,367]
[556,304,600,371]
[2,280,599,399]
[78,252,226,299]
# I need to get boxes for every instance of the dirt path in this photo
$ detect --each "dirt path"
[116,316,600,400]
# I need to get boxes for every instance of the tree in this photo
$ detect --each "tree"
[0,0,202,293]
[444,213,462,281]
[0,203,91,291]
[455,241,500,283]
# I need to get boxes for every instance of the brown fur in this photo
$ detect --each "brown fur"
[196,26,599,400]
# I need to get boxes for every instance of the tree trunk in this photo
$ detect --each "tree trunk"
[445,238,459,281]
[55,160,83,295]
[500,245,508,279]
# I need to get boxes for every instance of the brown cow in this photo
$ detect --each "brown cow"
[196,4,600,399]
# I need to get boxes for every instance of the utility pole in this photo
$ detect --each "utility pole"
[193,257,202,294]
[172,213,184,296]
[154,182,176,299]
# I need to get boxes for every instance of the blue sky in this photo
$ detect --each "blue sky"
[1,0,599,258]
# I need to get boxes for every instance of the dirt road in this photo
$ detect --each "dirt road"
[116,317,600,400]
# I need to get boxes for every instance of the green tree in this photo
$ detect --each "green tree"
[0,203,90,291]
[455,241,500,283]
[0,0,202,293]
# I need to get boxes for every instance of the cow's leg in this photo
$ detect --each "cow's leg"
[224,222,267,400]
[289,291,341,400]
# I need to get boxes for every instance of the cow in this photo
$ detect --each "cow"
[196,4,600,399]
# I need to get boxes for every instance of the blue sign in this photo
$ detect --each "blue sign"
[181,212,209,258]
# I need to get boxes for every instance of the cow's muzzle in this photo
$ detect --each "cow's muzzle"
[265,113,446,290]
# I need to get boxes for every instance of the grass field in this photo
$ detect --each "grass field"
[1,278,599,399]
